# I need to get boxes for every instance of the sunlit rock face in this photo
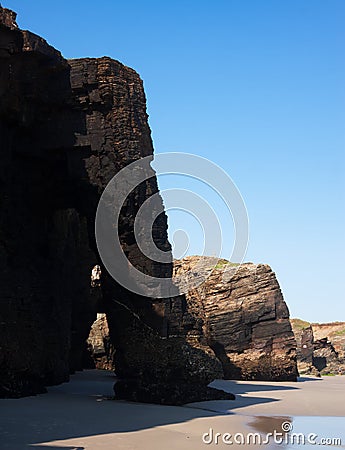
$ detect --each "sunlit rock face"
[0,7,232,404]
[291,320,345,376]
[312,322,345,363]
[174,257,298,381]
[84,313,116,371]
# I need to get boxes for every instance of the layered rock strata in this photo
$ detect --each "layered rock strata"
[174,257,298,381]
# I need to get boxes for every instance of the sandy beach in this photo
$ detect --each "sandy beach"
[1,370,344,450]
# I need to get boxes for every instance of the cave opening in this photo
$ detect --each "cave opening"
[71,265,116,375]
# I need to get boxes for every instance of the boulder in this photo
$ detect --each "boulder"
[174,257,298,381]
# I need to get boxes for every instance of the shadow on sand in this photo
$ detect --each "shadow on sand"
[210,379,299,395]
[297,376,322,382]
[29,447,85,450]
[0,370,301,449]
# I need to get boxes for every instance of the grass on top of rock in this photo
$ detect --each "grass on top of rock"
[214,259,240,269]
[291,318,311,329]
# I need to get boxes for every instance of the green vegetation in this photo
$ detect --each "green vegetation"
[214,259,240,269]
[334,328,345,336]
[291,318,311,330]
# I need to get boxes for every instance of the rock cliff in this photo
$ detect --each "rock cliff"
[312,322,345,361]
[290,319,315,374]
[174,257,298,381]
[291,319,345,375]
[0,7,231,404]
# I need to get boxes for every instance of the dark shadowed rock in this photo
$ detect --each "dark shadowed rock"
[0,7,233,403]
[114,378,235,405]
[0,6,18,30]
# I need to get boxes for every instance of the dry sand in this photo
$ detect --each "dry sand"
[1,370,344,449]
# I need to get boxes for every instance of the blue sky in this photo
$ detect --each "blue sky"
[6,0,345,322]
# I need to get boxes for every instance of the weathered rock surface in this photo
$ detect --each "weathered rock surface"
[312,322,345,361]
[0,7,231,404]
[290,319,317,375]
[84,313,116,371]
[291,320,345,375]
[174,257,298,381]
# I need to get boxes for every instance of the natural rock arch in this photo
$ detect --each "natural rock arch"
[0,7,230,404]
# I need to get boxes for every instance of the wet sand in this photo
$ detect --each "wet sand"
[1,370,344,449]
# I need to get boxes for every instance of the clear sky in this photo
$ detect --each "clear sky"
[6,0,345,323]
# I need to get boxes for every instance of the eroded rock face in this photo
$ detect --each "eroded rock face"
[174,257,298,381]
[290,319,316,375]
[291,320,345,375]
[312,323,345,362]
[0,6,17,29]
[0,7,231,403]
[85,313,115,371]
